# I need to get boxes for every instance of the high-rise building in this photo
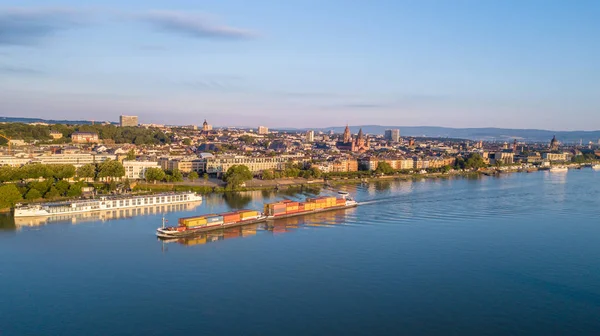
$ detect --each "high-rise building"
[305,130,314,142]
[384,129,400,142]
[258,126,269,135]
[120,115,139,127]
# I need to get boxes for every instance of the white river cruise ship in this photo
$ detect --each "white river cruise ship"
[13,192,203,217]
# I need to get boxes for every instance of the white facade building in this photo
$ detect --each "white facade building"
[123,161,161,180]
[31,154,116,167]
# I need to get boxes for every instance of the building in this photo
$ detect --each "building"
[123,161,160,180]
[31,153,116,167]
[49,131,63,139]
[202,120,213,132]
[542,152,569,162]
[492,151,515,165]
[202,155,308,175]
[0,156,32,167]
[258,126,269,135]
[120,115,139,127]
[71,132,99,144]
[384,129,400,142]
[158,158,204,173]
[8,139,26,146]
[305,130,315,143]
[550,135,559,150]
[336,125,370,153]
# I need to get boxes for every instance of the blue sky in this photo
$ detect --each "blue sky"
[0,0,598,129]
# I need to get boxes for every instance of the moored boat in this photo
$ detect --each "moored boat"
[156,209,267,238]
[592,164,600,170]
[549,166,568,173]
[14,192,202,217]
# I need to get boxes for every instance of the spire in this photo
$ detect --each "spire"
[357,128,363,139]
[343,124,351,143]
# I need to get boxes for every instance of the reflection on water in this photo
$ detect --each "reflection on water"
[11,201,203,228]
[161,207,357,248]
[222,192,253,209]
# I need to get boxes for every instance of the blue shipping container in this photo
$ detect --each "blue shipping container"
[207,216,224,223]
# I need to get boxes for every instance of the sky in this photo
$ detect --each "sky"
[0,0,599,130]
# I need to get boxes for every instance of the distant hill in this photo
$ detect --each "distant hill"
[305,125,600,144]
[0,116,116,125]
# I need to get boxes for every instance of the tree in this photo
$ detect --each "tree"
[203,173,209,181]
[182,138,192,146]
[223,165,253,189]
[188,171,199,182]
[66,183,83,197]
[171,169,183,182]
[44,187,60,199]
[55,180,71,196]
[25,188,42,201]
[77,164,96,179]
[464,153,487,170]
[0,184,23,209]
[51,164,76,180]
[309,167,322,179]
[0,166,17,182]
[375,161,394,174]
[145,167,166,183]
[97,160,125,180]
[261,170,274,180]
[126,149,136,161]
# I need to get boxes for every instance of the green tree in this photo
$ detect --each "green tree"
[44,187,60,199]
[464,153,487,169]
[203,173,209,181]
[51,164,76,180]
[188,171,199,182]
[55,180,71,196]
[375,161,394,174]
[0,184,23,209]
[145,167,166,183]
[261,170,274,180]
[25,188,42,201]
[171,169,183,182]
[223,165,253,189]
[126,149,136,160]
[0,166,18,182]
[77,164,96,179]
[66,183,83,197]
[182,138,192,146]
[309,167,322,179]
[97,160,125,180]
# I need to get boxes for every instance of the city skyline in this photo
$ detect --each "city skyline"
[0,1,599,130]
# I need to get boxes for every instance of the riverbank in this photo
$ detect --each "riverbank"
[4,163,591,214]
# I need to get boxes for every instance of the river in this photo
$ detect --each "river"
[1,169,600,335]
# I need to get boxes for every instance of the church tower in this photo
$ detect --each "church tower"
[343,125,352,143]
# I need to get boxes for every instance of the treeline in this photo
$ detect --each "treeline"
[260,163,322,180]
[0,123,171,145]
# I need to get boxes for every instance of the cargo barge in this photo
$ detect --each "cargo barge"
[156,192,357,238]
[263,191,358,219]
[156,209,266,238]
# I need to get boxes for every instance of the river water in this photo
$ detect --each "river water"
[1,170,600,335]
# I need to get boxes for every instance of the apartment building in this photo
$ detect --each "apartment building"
[120,115,139,127]
[71,132,99,144]
[202,155,307,175]
[0,156,32,167]
[542,152,569,162]
[31,154,116,167]
[158,158,204,173]
[123,161,160,179]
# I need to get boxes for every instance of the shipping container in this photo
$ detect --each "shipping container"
[223,214,241,223]
[240,210,259,218]
[206,215,224,223]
